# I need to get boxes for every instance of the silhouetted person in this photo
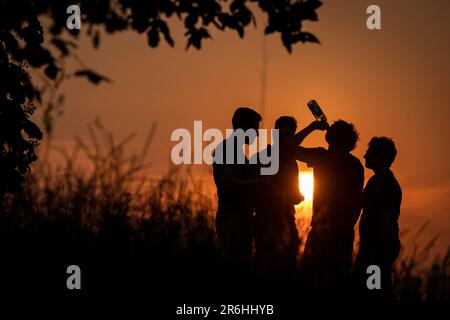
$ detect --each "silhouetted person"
[253,118,328,292]
[295,120,364,296]
[253,116,303,288]
[352,137,402,299]
[213,107,261,280]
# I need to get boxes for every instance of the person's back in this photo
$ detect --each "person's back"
[359,170,401,255]
[278,143,303,206]
[353,137,402,299]
[253,116,302,289]
[301,148,364,292]
[310,148,364,235]
[293,120,364,295]
[212,107,262,280]
[213,138,258,212]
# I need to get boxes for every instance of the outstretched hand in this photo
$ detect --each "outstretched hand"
[309,120,329,131]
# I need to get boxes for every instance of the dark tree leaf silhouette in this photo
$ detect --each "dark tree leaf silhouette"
[74,70,112,85]
[51,38,77,57]
[0,0,322,192]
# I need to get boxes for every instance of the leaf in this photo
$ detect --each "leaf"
[51,38,77,57]
[51,38,69,56]
[305,32,320,44]
[236,26,244,38]
[44,63,59,80]
[185,14,198,29]
[147,27,160,48]
[163,31,174,47]
[295,32,321,44]
[131,15,150,33]
[0,32,19,50]
[217,13,229,29]
[25,46,53,67]
[308,0,323,11]
[93,30,100,48]
[23,119,43,140]
[158,20,174,47]
[235,7,252,27]
[198,28,211,39]
[230,0,244,13]
[74,69,112,85]
[20,26,44,46]
[281,33,292,53]
[294,0,322,20]
[185,28,211,50]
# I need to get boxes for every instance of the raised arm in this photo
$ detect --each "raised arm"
[290,146,326,163]
[288,120,329,146]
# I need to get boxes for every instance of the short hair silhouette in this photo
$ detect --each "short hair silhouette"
[275,116,297,132]
[325,120,359,153]
[368,136,397,167]
[232,107,262,130]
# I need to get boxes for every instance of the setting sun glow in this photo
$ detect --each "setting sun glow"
[299,172,314,202]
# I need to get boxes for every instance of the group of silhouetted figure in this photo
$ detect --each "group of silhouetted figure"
[212,107,402,299]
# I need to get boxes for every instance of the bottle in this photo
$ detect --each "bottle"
[307,99,327,122]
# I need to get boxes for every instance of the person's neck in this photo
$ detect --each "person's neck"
[373,167,390,176]
[328,146,346,154]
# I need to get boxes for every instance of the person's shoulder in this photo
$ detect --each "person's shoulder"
[388,170,400,183]
[212,139,228,164]
[370,171,401,193]
[366,174,377,185]
[345,154,364,183]
[348,152,362,163]
[363,175,377,194]
[348,153,364,170]
[388,170,402,194]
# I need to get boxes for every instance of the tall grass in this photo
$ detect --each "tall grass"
[393,222,449,300]
[0,124,448,299]
[0,123,218,295]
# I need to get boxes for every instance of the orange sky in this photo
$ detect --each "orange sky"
[34,0,450,256]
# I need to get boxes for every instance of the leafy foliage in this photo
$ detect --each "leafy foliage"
[0,0,322,192]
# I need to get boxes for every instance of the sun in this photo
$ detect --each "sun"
[299,171,314,201]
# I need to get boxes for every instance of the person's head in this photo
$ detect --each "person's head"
[364,137,397,171]
[232,107,262,144]
[325,120,359,153]
[275,116,297,141]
